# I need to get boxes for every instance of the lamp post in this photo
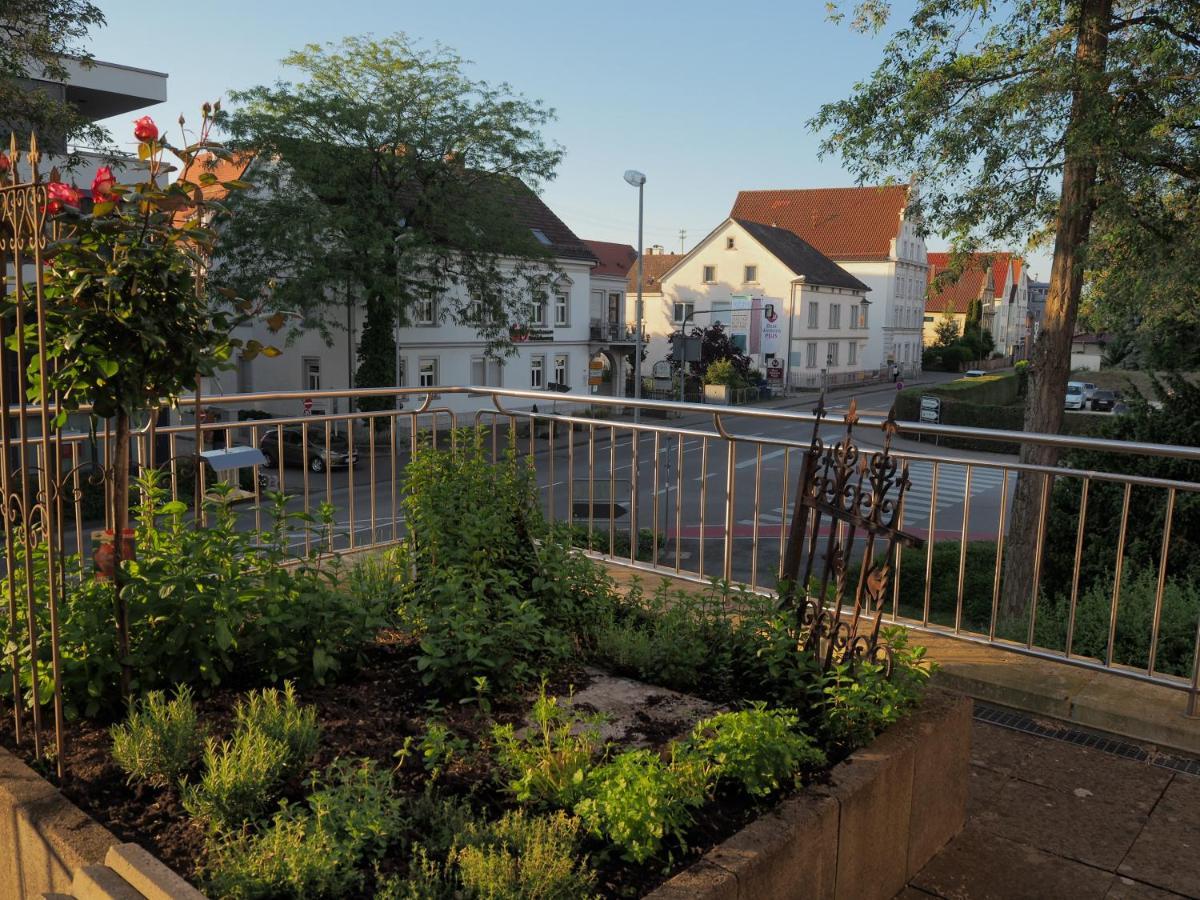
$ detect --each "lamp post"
[624,170,646,423]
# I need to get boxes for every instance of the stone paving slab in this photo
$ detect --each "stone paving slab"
[903,719,1200,900]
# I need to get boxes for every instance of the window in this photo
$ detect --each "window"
[848,342,857,365]
[725,237,735,250]
[418,358,438,388]
[829,304,841,329]
[530,355,545,389]
[607,292,621,323]
[303,357,321,392]
[702,265,717,283]
[807,301,819,329]
[806,342,818,369]
[924,315,934,323]
[849,304,858,330]
[415,297,436,326]
[554,354,568,387]
[531,228,552,245]
[470,356,502,387]
[529,297,546,326]
[743,265,758,283]
[237,355,254,393]
[672,301,695,325]
[554,292,569,326]
[860,304,869,329]
[827,342,839,367]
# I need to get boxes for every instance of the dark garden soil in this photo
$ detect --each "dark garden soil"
[0,634,811,898]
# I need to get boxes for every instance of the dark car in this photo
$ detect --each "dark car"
[1090,389,1119,412]
[259,425,358,473]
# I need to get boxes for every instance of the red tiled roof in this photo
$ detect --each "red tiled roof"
[729,185,909,261]
[583,240,638,278]
[627,252,685,295]
[989,252,1014,300]
[925,252,992,315]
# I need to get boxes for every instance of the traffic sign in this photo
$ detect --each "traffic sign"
[303,397,313,415]
[919,395,941,423]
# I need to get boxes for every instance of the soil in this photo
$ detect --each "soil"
[0,635,810,899]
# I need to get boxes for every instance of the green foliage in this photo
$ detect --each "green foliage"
[183,728,293,830]
[355,295,400,416]
[567,524,658,563]
[0,469,392,717]
[574,748,709,864]
[492,684,605,807]
[819,629,933,753]
[897,540,1002,631]
[704,358,745,388]
[933,308,960,350]
[215,33,563,354]
[233,683,321,781]
[397,437,615,698]
[685,704,826,797]
[452,810,598,900]
[417,723,469,780]
[669,321,751,384]
[110,685,202,788]
[203,759,405,899]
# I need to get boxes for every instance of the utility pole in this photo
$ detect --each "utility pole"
[678,228,687,254]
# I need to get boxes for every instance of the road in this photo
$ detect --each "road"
[62,375,1023,589]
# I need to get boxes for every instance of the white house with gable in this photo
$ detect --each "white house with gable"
[730,185,928,375]
[645,218,873,389]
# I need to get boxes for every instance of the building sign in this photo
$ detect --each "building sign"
[760,302,783,359]
[730,295,752,352]
[766,357,784,383]
[510,325,554,342]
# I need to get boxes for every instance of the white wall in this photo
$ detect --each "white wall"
[1070,350,1102,372]
[214,257,599,418]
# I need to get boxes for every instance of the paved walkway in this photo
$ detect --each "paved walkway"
[901,714,1200,899]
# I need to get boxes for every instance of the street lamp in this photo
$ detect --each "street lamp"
[625,169,646,423]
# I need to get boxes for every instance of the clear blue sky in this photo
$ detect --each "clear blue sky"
[87,0,1050,279]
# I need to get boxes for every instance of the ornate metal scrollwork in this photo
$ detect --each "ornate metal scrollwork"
[780,396,923,676]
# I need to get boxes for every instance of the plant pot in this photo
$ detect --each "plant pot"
[92,528,136,582]
[704,384,730,404]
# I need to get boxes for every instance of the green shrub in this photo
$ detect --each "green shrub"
[452,810,597,900]
[574,749,708,864]
[183,729,292,830]
[203,759,404,899]
[686,704,825,797]
[896,540,1000,630]
[397,437,615,698]
[110,685,202,787]
[417,722,469,780]
[492,684,605,807]
[233,682,321,780]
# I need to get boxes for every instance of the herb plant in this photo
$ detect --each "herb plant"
[233,683,321,780]
[110,685,202,787]
[183,729,292,830]
[686,704,826,797]
[452,810,598,900]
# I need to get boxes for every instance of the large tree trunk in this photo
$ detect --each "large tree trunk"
[1001,0,1113,619]
[111,409,132,696]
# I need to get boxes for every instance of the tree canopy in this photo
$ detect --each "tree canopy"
[212,34,566,355]
[0,0,109,152]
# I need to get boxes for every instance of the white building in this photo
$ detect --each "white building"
[204,178,624,420]
[990,255,1032,361]
[19,57,168,186]
[729,185,928,375]
[643,218,872,389]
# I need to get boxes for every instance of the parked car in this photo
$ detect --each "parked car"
[1064,382,1086,410]
[1080,381,1097,403]
[964,369,985,378]
[1090,389,1119,412]
[259,425,358,472]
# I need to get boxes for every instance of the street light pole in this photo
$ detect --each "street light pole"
[625,170,647,424]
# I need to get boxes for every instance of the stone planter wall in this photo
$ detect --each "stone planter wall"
[0,747,204,900]
[646,688,972,900]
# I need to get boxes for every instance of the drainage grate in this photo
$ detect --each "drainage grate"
[972,703,1200,778]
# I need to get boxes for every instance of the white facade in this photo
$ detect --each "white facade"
[993,262,1031,360]
[209,256,599,419]
[836,216,927,376]
[646,220,872,387]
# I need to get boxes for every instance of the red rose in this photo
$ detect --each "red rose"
[91,166,117,202]
[47,182,81,214]
[133,116,158,143]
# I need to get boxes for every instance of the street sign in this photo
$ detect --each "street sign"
[652,361,671,378]
[766,357,784,383]
[919,395,941,424]
[670,333,703,363]
[303,397,313,415]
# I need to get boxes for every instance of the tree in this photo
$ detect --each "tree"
[815,1,1200,615]
[213,34,564,361]
[0,1,109,153]
[355,295,397,417]
[933,306,960,349]
[668,322,752,383]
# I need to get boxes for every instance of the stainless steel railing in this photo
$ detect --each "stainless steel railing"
[15,384,1200,713]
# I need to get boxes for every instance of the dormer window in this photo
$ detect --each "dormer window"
[531,228,552,245]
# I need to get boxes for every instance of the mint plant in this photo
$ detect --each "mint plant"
[686,704,826,797]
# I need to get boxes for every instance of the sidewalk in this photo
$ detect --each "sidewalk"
[902,712,1200,899]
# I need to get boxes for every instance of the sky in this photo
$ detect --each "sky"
[85,0,1051,280]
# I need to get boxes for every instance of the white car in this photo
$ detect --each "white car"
[1064,382,1086,410]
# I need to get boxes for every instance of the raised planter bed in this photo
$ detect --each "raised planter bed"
[0,686,969,900]
[646,688,971,900]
